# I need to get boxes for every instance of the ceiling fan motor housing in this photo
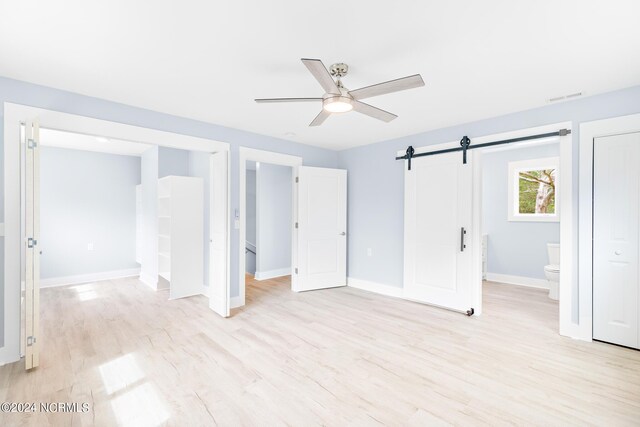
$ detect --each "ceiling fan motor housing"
[329,63,349,78]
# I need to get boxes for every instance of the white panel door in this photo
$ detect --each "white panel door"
[209,151,230,316]
[297,166,347,291]
[593,132,640,349]
[404,151,474,314]
[24,120,41,369]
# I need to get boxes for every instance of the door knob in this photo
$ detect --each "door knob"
[615,250,622,255]
[339,232,346,236]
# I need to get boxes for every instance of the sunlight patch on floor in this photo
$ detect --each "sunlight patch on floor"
[99,353,144,395]
[110,383,170,427]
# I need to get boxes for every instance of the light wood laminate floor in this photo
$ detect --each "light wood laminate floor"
[1,276,639,426]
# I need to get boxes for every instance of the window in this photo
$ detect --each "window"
[507,157,559,222]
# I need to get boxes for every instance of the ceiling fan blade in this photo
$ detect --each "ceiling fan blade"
[255,97,322,103]
[349,74,425,100]
[301,58,341,95]
[352,101,398,122]
[309,109,331,127]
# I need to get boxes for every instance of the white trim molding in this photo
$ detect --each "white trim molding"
[579,112,640,343]
[40,268,142,288]
[254,268,291,281]
[347,277,404,299]
[485,273,549,289]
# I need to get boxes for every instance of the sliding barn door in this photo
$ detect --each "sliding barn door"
[296,166,347,291]
[24,120,41,369]
[209,151,230,317]
[593,132,640,349]
[404,151,474,314]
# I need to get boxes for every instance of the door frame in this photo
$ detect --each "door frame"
[1,102,230,366]
[580,112,640,343]
[397,122,574,336]
[238,147,302,307]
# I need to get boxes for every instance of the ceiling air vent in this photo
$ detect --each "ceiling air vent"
[549,92,583,103]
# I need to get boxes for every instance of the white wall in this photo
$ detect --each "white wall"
[139,146,159,288]
[40,147,140,280]
[482,143,560,280]
[188,151,211,286]
[256,163,292,279]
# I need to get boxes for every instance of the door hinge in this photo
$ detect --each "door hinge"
[295,177,299,183]
[295,268,298,274]
[295,222,298,229]
[26,336,36,346]
[27,138,38,149]
[27,237,38,248]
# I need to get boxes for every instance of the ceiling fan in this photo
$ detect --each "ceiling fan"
[255,58,425,126]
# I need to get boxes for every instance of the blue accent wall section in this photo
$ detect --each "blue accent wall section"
[40,147,141,279]
[256,163,292,275]
[482,144,560,280]
[338,85,640,291]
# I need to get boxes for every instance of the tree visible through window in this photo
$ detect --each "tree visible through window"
[518,169,556,214]
[508,157,559,222]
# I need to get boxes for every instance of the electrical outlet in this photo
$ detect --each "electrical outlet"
[367,248,372,257]
[87,243,94,251]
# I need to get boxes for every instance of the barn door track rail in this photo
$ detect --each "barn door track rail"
[396,129,571,170]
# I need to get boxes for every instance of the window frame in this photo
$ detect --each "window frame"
[507,156,560,222]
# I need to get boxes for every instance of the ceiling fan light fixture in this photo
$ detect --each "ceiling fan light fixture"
[323,96,353,113]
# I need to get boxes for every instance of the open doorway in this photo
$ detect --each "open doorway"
[10,114,229,369]
[244,161,293,302]
[480,138,560,328]
[238,147,348,309]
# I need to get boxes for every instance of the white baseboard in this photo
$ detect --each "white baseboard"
[347,277,404,298]
[40,268,141,288]
[254,267,291,281]
[485,273,549,289]
[139,272,159,290]
[230,296,243,309]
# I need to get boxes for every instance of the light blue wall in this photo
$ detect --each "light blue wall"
[482,144,560,279]
[245,169,257,275]
[159,147,190,178]
[0,76,338,345]
[40,147,140,279]
[337,84,640,323]
[256,163,292,275]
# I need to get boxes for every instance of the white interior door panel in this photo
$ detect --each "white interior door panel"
[297,166,347,291]
[404,151,474,313]
[593,132,640,349]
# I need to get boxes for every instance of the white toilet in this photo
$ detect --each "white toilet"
[544,243,560,300]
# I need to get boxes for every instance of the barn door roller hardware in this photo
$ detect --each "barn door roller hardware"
[396,129,571,170]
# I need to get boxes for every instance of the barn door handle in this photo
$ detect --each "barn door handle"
[460,227,467,252]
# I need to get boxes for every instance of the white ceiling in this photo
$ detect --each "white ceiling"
[40,128,151,156]
[2,1,640,151]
